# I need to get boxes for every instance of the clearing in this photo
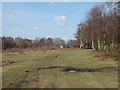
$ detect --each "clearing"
[2,49,118,88]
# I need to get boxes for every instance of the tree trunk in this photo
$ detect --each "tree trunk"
[91,19,95,49]
[92,40,95,49]
[80,41,83,48]
[97,39,101,51]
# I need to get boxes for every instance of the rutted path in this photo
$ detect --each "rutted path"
[24,66,118,72]
[3,49,118,88]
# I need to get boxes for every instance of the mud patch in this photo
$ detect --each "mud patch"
[37,66,72,71]
[9,83,13,85]
[10,62,15,64]
[8,80,30,87]
[25,70,30,72]
[2,60,15,66]
[55,55,59,57]
[94,55,100,58]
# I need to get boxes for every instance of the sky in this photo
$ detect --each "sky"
[2,2,100,41]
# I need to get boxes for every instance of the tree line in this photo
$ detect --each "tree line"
[1,37,68,49]
[1,2,119,58]
[75,2,120,57]
[1,36,82,50]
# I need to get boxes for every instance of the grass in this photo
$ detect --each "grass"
[2,49,118,88]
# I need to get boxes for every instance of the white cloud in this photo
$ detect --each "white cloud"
[33,27,40,30]
[46,35,52,38]
[54,16,68,27]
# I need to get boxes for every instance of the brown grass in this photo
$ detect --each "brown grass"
[3,48,23,53]
[2,60,15,66]
[92,50,119,61]
[2,46,60,53]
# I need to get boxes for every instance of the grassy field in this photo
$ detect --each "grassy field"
[2,49,118,88]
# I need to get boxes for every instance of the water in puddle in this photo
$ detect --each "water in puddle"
[67,70,77,72]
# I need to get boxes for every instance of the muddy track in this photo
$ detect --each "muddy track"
[8,66,118,88]
[37,66,72,71]
[36,66,118,72]
[23,66,118,73]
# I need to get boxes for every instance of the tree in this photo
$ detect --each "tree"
[53,38,65,46]
[2,37,16,49]
[67,40,77,48]
[75,2,119,57]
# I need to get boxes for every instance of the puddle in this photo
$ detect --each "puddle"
[64,66,118,72]
[64,68,101,72]
[67,70,77,72]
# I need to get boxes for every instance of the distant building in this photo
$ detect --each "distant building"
[60,45,63,48]
[60,44,68,48]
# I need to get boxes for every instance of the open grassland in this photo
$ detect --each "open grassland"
[2,49,118,88]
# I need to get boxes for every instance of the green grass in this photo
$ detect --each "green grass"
[2,49,118,88]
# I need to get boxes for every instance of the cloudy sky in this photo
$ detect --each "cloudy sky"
[2,2,99,41]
